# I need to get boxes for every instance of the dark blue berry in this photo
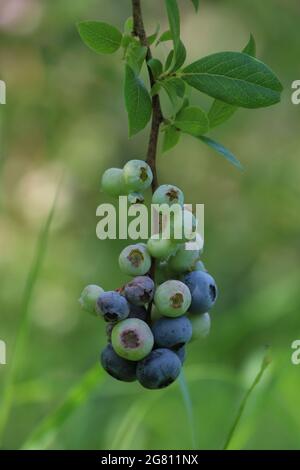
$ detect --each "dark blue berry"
[152,316,192,350]
[176,345,186,364]
[136,348,181,389]
[100,344,136,382]
[128,304,148,322]
[96,291,129,322]
[184,271,217,314]
[124,276,155,306]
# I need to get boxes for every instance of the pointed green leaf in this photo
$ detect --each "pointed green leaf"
[243,33,256,57]
[77,21,122,54]
[191,0,200,12]
[175,106,209,136]
[124,65,152,136]
[165,0,180,56]
[148,58,163,79]
[124,17,133,35]
[148,24,160,45]
[182,51,283,108]
[163,125,181,152]
[161,77,185,108]
[199,136,243,170]
[208,100,237,128]
[169,40,187,72]
[208,36,256,128]
[125,40,147,74]
[165,50,174,71]
[157,30,172,45]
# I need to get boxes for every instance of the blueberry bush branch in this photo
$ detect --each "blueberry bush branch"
[77,1,282,393]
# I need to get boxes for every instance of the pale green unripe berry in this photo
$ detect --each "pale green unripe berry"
[123,160,153,192]
[171,209,198,242]
[79,284,104,315]
[191,313,211,340]
[147,236,178,259]
[152,184,184,207]
[119,243,152,276]
[112,318,154,361]
[168,244,200,273]
[154,280,191,317]
[101,168,127,197]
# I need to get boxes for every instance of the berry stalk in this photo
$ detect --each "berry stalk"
[132,0,164,323]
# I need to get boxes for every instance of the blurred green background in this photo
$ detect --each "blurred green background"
[0,0,300,450]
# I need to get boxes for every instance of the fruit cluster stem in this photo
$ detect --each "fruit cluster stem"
[132,0,164,323]
[131,0,163,193]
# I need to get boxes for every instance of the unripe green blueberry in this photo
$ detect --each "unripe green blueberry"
[152,184,184,207]
[119,243,151,276]
[191,313,211,340]
[101,168,127,197]
[79,284,104,315]
[147,236,177,259]
[128,192,144,204]
[155,261,177,285]
[123,160,153,192]
[168,244,200,273]
[111,318,154,361]
[154,280,191,317]
[192,260,206,272]
[171,209,198,242]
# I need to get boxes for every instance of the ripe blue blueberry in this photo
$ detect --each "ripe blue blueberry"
[123,160,153,192]
[128,304,148,322]
[176,345,186,364]
[119,244,151,276]
[96,291,130,322]
[147,236,178,259]
[111,318,154,361]
[136,348,181,389]
[124,276,155,306]
[79,284,104,315]
[101,168,127,197]
[152,316,192,350]
[168,244,200,273]
[101,344,136,382]
[154,280,191,317]
[184,271,218,314]
[152,184,184,207]
[191,312,211,340]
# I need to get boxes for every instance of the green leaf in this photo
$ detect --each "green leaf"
[165,0,180,56]
[157,30,172,44]
[208,100,237,128]
[169,40,187,72]
[125,40,147,74]
[243,33,256,57]
[124,17,133,35]
[162,125,181,152]
[148,58,163,79]
[208,36,256,128]
[148,24,160,45]
[124,65,152,136]
[77,21,122,54]
[151,82,161,97]
[182,51,283,108]
[174,106,209,136]
[165,50,174,71]
[191,0,200,12]
[161,77,185,108]
[199,136,243,171]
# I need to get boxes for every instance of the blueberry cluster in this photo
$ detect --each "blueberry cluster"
[79,160,218,389]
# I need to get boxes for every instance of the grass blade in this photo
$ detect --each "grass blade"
[0,178,62,445]
[223,351,271,450]
[178,371,197,450]
[22,364,104,450]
